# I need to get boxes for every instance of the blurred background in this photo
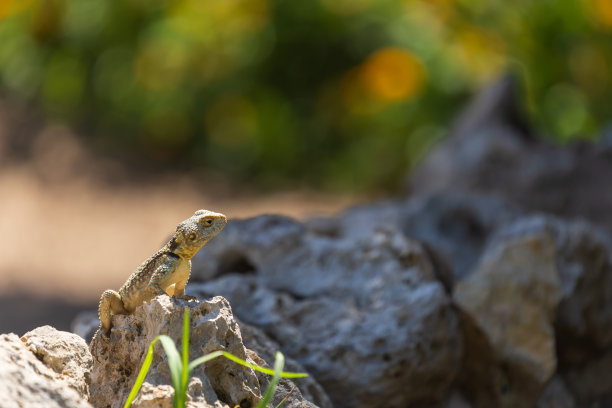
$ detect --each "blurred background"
[0,0,611,333]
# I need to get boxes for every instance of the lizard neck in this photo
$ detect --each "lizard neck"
[166,237,196,261]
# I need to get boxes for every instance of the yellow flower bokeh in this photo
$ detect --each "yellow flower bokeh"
[588,0,612,29]
[360,47,427,103]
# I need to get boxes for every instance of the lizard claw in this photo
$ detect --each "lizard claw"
[172,294,197,302]
[90,327,110,363]
[179,294,197,301]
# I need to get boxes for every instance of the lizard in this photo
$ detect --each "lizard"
[93,209,227,340]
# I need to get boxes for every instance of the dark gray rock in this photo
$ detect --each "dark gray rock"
[191,215,462,408]
[562,348,612,407]
[239,321,334,408]
[339,193,520,281]
[409,76,612,234]
[535,376,576,408]
[71,311,99,343]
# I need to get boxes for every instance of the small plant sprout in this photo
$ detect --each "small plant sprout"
[124,309,307,408]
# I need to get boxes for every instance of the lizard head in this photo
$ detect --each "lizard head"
[171,209,227,259]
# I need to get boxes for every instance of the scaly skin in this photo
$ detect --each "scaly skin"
[94,209,227,339]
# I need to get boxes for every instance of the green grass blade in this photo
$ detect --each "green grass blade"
[219,351,307,378]
[157,335,183,407]
[124,336,161,408]
[257,351,284,408]
[178,309,190,407]
[188,350,306,378]
[187,350,224,375]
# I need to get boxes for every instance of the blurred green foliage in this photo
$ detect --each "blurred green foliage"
[0,0,611,191]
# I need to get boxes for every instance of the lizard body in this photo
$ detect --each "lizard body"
[96,209,227,337]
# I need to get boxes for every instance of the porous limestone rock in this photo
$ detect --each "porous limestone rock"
[191,215,462,408]
[22,325,93,401]
[90,295,258,408]
[454,226,561,407]
[89,295,319,408]
[0,331,93,408]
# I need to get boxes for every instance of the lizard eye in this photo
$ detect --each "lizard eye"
[204,218,213,226]
[187,233,197,241]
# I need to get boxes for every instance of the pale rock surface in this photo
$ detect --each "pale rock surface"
[454,227,561,407]
[22,325,93,400]
[0,331,93,408]
[90,295,259,408]
[89,295,319,408]
[191,215,462,408]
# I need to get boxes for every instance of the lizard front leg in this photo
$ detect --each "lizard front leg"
[138,259,177,303]
[172,261,196,301]
[138,283,168,303]
[98,289,129,336]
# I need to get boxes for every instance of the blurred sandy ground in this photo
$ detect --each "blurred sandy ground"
[0,107,360,333]
[0,164,356,300]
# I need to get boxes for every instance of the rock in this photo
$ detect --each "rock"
[410,76,612,234]
[554,226,612,359]
[454,225,561,407]
[191,215,462,408]
[562,347,612,406]
[535,376,576,408]
[239,321,333,408]
[74,207,612,407]
[491,216,612,362]
[440,390,474,408]
[409,75,537,197]
[71,310,99,343]
[22,325,93,401]
[0,332,93,408]
[446,74,532,142]
[339,193,520,281]
[455,215,612,406]
[126,382,174,408]
[89,295,318,408]
[193,214,306,282]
